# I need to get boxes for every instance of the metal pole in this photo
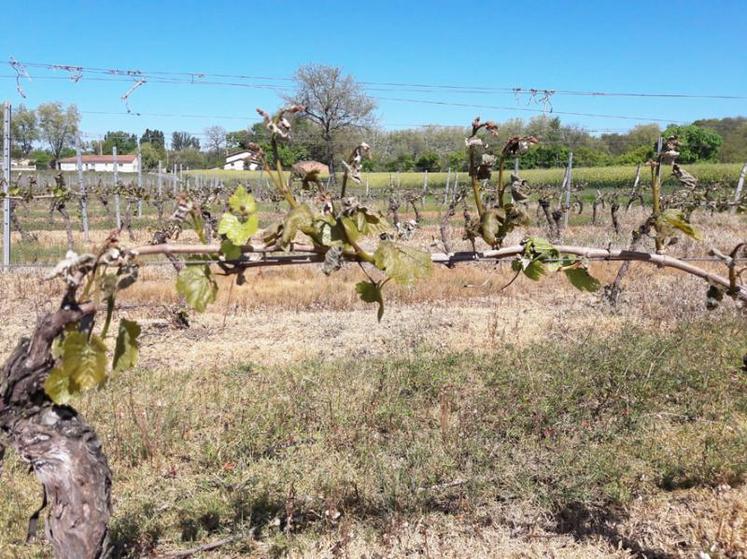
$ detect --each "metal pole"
[136,138,143,217]
[113,145,121,229]
[2,102,11,271]
[157,160,163,197]
[172,163,177,196]
[563,151,573,228]
[76,135,89,241]
[514,157,519,175]
[733,162,747,214]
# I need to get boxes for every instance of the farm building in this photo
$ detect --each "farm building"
[224,150,259,171]
[57,154,140,173]
[0,158,35,171]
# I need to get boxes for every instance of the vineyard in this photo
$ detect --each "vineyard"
[0,107,746,559]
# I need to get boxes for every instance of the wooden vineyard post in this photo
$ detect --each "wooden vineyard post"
[136,138,143,218]
[113,146,121,229]
[563,151,573,229]
[2,102,10,271]
[75,134,89,241]
[733,162,746,214]
[444,167,451,204]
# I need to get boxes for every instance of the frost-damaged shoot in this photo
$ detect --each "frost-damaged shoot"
[0,110,745,559]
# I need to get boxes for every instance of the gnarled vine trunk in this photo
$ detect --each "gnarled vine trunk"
[0,308,111,559]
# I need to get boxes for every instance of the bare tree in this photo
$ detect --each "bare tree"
[204,125,227,154]
[286,64,376,183]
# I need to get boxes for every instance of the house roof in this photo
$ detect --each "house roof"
[225,150,255,160]
[58,154,138,164]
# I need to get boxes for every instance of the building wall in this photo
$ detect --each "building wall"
[58,161,138,173]
[224,160,245,170]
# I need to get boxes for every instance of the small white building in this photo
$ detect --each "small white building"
[0,158,35,171]
[57,154,140,173]
[224,150,259,171]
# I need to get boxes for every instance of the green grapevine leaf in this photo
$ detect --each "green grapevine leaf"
[218,213,259,246]
[44,367,74,405]
[660,209,702,241]
[44,331,110,403]
[193,213,207,243]
[355,280,385,322]
[341,210,388,243]
[564,267,601,292]
[228,185,257,215]
[176,264,218,312]
[220,239,242,260]
[113,319,141,372]
[341,216,361,244]
[525,236,555,255]
[281,203,314,247]
[374,241,432,285]
[522,259,546,280]
[66,333,108,391]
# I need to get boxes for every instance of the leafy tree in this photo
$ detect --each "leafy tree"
[615,144,655,165]
[286,64,377,180]
[573,146,613,167]
[140,129,165,149]
[169,147,206,169]
[446,151,467,171]
[519,144,569,168]
[30,149,52,170]
[385,154,415,172]
[249,122,308,167]
[415,151,440,172]
[226,129,252,151]
[139,142,164,170]
[692,117,747,163]
[171,131,200,151]
[11,104,38,157]
[662,124,722,163]
[37,102,80,167]
[101,131,137,155]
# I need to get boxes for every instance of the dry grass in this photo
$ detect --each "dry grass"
[0,207,745,559]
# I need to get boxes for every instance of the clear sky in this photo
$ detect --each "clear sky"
[1,0,745,142]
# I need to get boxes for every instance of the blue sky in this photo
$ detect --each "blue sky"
[1,0,745,142]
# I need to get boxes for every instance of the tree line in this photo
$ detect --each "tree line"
[2,64,743,173]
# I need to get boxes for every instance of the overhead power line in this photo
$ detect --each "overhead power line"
[12,59,747,100]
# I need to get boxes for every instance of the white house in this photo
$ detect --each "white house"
[224,150,259,171]
[57,154,140,173]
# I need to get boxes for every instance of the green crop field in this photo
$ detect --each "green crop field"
[187,162,745,191]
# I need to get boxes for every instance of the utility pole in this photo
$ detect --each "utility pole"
[2,102,11,271]
[563,151,573,228]
[113,145,121,229]
[76,135,89,241]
